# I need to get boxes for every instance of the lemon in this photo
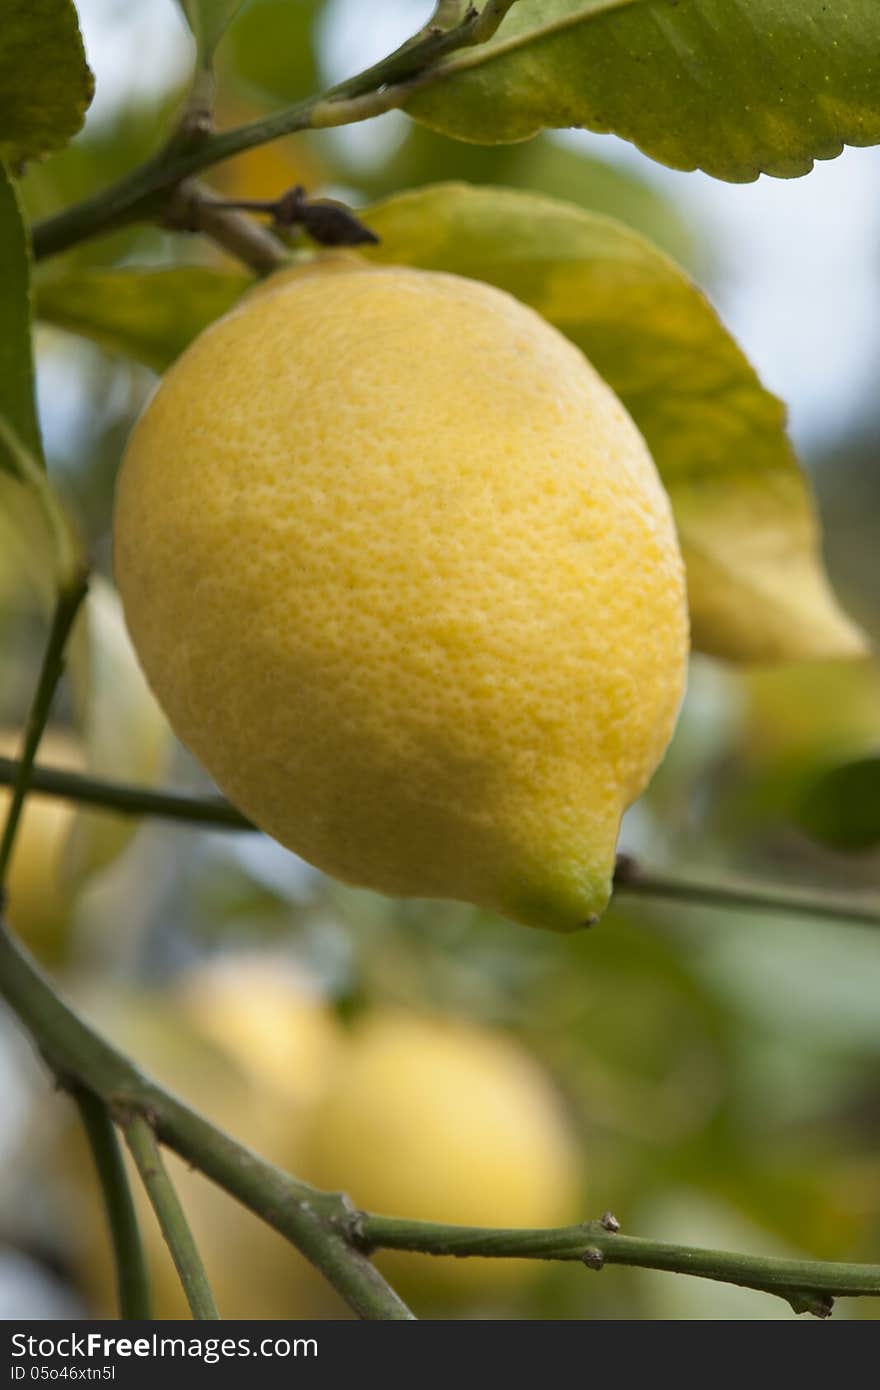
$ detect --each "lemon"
[301,1010,582,1302]
[172,952,345,1114]
[115,264,688,930]
[0,730,82,963]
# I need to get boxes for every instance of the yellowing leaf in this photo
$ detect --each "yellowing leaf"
[36,266,248,373]
[675,480,865,663]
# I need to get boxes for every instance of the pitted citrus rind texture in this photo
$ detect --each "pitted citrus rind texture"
[114,265,688,930]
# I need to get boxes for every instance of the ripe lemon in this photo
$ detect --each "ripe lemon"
[115,264,688,930]
[301,1010,582,1303]
[0,729,82,963]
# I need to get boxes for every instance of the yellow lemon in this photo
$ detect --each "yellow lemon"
[301,1010,582,1302]
[114,265,688,931]
[0,730,82,963]
[65,958,346,1319]
[172,952,345,1117]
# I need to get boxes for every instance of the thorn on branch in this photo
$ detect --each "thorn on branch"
[600,1211,621,1233]
[582,1247,605,1271]
[785,1289,835,1318]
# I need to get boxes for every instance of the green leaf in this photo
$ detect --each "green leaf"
[220,0,323,105]
[176,0,245,67]
[362,184,864,662]
[0,0,94,167]
[406,0,880,182]
[0,163,79,598]
[66,576,172,884]
[36,266,249,372]
[797,757,880,852]
[19,89,191,272]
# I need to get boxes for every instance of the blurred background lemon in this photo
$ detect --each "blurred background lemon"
[302,1011,581,1307]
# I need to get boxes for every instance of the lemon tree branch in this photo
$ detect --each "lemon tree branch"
[610,856,880,930]
[0,573,88,886]
[30,1,529,262]
[123,1112,219,1320]
[162,180,289,276]
[70,1085,151,1319]
[2,752,878,930]
[0,921,877,1318]
[356,1215,880,1317]
[0,920,414,1320]
[0,758,253,828]
[0,756,877,927]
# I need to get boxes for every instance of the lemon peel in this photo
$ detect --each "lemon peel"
[115,264,688,930]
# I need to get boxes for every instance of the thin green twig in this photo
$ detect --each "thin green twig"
[1,756,877,928]
[123,1112,219,1320]
[71,1085,151,1319]
[29,0,526,262]
[357,1216,880,1317]
[162,180,289,275]
[0,575,88,887]
[0,758,253,830]
[612,857,880,930]
[470,0,523,43]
